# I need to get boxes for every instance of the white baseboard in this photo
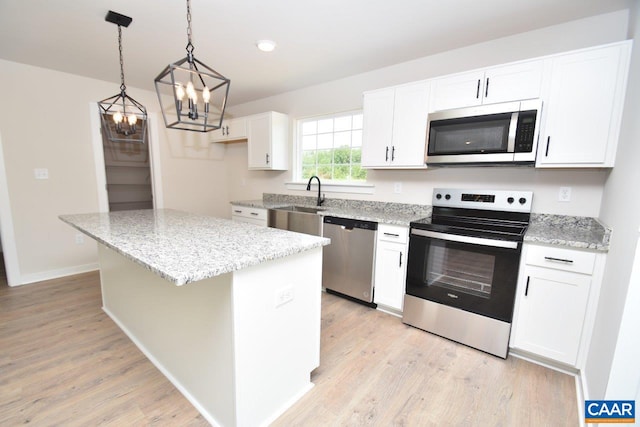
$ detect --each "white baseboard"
[16,263,99,286]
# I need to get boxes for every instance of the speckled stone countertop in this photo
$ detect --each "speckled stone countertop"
[232,193,432,226]
[233,194,611,251]
[525,214,611,252]
[60,209,330,286]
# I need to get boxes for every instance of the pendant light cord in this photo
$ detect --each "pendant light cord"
[118,25,126,94]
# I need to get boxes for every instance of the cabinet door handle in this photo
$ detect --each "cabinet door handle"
[485,77,490,98]
[226,126,229,135]
[222,126,227,136]
[384,232,400,237]
[385,146,389,162]
[525,276,530,296]
[476,79,481,99]
[266,153,270,165]
[545,136,551,157]
[544,256,574,264]
[399,252,403,268]
[391,146,395,161]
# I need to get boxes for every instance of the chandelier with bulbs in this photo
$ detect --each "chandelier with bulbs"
[98,11,147,144]
[154,0,230,132]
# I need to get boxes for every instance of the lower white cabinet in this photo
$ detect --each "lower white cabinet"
[510,244,604,367]
[373,225,409,312]
[230,205,267,227]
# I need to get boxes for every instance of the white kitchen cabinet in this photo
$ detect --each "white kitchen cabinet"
[210,117,247,143]
[510,244,605,367]
[361,81,429,169]
[536,42,632,168]
[230,205,268,227]
[429,60,543,112]
[247,112,289,170]
[373,224,409,312]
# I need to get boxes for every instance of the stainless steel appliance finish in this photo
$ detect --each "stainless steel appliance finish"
[322,216,377,306]
[403,294,512,358]
[403,188,532,358]
[425,99,542,166]
[268,206,323,236]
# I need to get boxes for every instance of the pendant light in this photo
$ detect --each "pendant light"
[98,11,148,144]
[154,0,231,132]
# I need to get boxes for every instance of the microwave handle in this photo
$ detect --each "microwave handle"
[507,112,518,153]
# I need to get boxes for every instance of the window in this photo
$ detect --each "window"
[298,111,366,182]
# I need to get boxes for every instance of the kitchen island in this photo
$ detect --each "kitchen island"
[59,209,330,427]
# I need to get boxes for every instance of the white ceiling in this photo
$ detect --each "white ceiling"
[0,0,632,106]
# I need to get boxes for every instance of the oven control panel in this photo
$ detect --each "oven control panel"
[432,188,533,213]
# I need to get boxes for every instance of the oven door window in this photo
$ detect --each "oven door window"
[426,242,495,299]
[428,113,512,155]
[406,235,521,322]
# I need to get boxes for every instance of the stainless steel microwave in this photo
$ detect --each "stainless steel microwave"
[425,99,542,166]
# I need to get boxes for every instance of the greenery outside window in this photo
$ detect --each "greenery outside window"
[298,111,367,182]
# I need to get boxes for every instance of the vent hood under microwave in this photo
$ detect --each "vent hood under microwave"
[425,99,542,166]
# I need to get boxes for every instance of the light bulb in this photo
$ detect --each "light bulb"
[186,81,197,102]
[175,84,185,101]
[113,111,123,124]
[127,114,137,126]
[202,86,211,104]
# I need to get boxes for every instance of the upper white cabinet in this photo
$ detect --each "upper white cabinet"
[247,111,289,170]
[361,81,430,169]
[536,42,632,168]
[429,60,544,112]
[510,244,605,368]
[373,225,409,312]
[210,117,247,143]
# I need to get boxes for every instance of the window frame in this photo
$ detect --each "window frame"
[294,110,367,183]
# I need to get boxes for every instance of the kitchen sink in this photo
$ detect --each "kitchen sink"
[268,206,324,236]
[275,205,326,214]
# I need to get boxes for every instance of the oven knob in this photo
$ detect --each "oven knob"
[445,194,451,200]
[519,197,527,205]
[436,193,442,200]
[507,197,514,204]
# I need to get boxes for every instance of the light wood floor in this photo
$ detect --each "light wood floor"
[0,272,579,426]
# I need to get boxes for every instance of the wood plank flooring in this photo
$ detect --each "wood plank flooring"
[0,272,578,426]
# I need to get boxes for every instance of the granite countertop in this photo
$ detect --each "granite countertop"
[524,214,611,252]
[232,194,432,226]
[60,209,330,286]
[232,195,611,251]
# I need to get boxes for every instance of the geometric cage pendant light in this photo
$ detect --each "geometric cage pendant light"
[98,11,148,144]
[154,0,230,132]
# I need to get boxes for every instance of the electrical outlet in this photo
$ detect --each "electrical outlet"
[75,233,85,244]
[275,286,294,308]
[34,168,49,180]
[559,187,572,202]
[394,182,402,194]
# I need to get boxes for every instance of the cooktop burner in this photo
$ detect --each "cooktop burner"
[411,189,533,242]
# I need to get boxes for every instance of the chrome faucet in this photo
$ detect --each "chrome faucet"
[306,175,325,206]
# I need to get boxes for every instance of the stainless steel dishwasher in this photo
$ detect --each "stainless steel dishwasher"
[322,216,378,307]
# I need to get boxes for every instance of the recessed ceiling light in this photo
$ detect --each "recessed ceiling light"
[256,40,277,52]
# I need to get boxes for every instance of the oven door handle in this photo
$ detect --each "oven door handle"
[410,229,519,249]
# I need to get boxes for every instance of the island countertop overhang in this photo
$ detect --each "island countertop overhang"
[59,209,330,286]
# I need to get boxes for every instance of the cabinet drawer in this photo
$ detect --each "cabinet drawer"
[525,245,596,275]
[231,206,267,221]
[378,224,408,244]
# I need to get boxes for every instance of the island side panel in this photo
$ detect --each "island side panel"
[97,244,236,427]
[232,247,323,427]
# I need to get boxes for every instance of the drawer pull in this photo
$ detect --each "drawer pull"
[250,212,259,216]
[544,256,574,264]
[384,232,400,237]
[234,210,242,213]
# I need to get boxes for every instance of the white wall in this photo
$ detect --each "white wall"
[585,2,640,400]
[0,59,229,285]
[225,11,628,217]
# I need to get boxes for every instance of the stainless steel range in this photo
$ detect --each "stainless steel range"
[402,188,532,358]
